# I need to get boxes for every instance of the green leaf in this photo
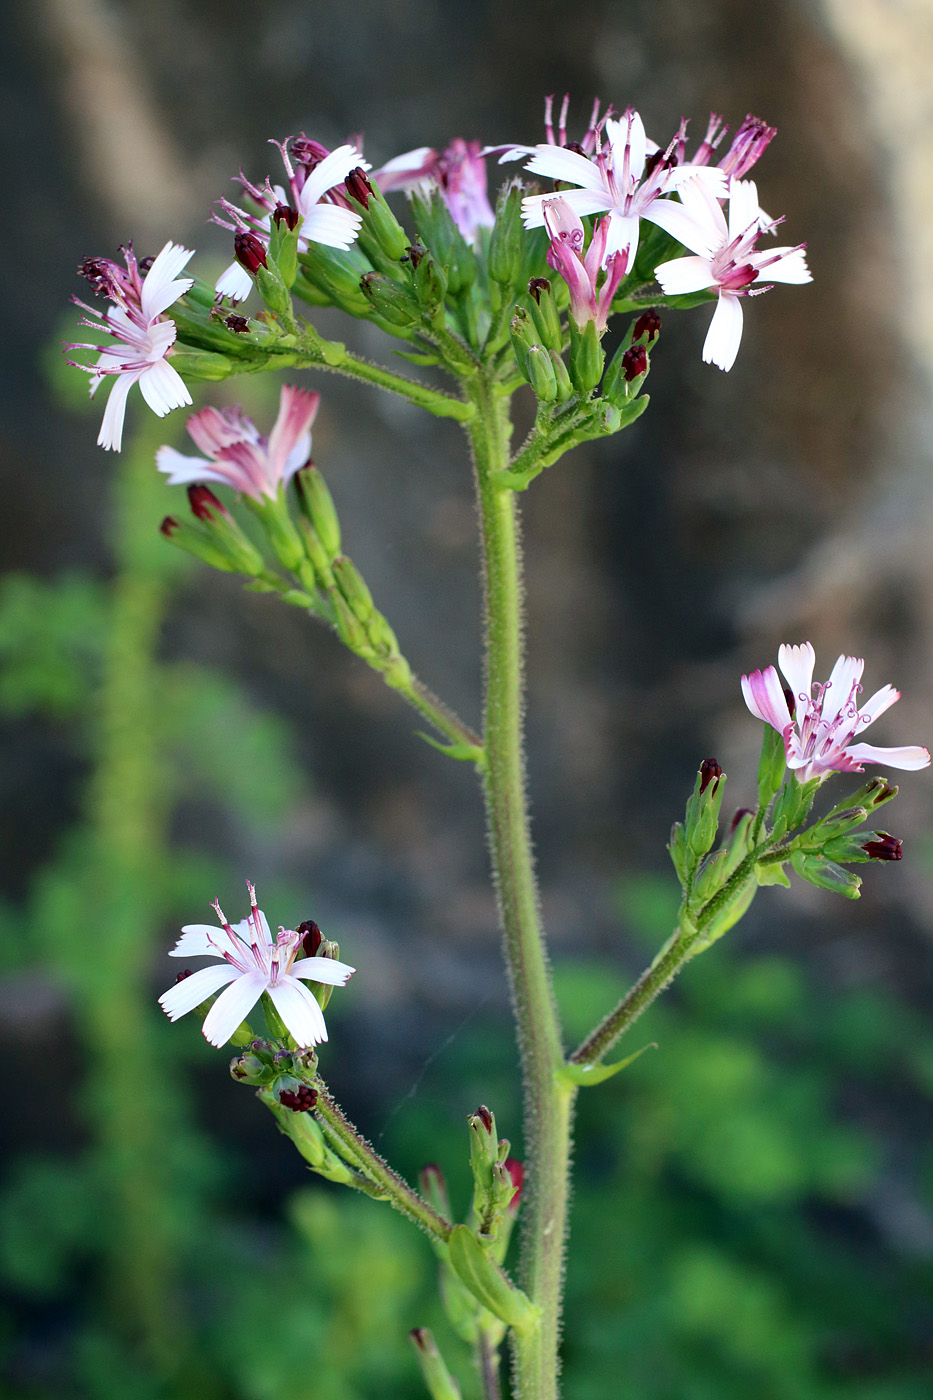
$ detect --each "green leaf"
[447,1225,539,1333]
[557,1043,656,1088]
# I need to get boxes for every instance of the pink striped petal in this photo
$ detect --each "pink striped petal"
[741,665,791,731]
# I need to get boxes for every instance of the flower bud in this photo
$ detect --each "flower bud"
[229,1049,276,1085]
[621,345,648,380]
[503,1157,524,1215]
[790,850,861,898]
[602,335,650,407]
[527,277,563,351]
[668,820,688,885]
[771,775,819,839]
[468,1104,498,1191]
[159,516,239,573]
[412,249,448,316]
[298,245,374,317]
[277,1084,318,1112]
[268,206,301,288]
[359,271,421,327]
[234,231,268,274]
[242,491,305,574]
[408,1329,462,1400]
[757,721,788,806]
[332,554,374,623]
[346,170,411,263]
[568,317,604,394]
[548,349,574,401]
[294,466,341,559]
[331,589,373,656]
[509,305,537,378]
[298,919,323,957]
[419,1163,452,1220]
[684,759,725,858]
[409,189,475,296]
[487,182,524,289]
[822,830,903,863]
[166,348,234,382]
[862,832,903,861]
[632,308,662,342]
[524,344,559,402]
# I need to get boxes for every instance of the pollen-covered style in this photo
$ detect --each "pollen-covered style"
[741,642,931,783]
[158,882,355,1047]
[156,384,319,500]
[68,241,195,451]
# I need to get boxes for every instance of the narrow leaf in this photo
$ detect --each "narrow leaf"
[557,1043,656,1088]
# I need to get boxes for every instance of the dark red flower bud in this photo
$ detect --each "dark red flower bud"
[160,516,180,537]
[344,167,374,208]
[729,806,754,834]
[699,758,722,794]
[862,833,903,861]
[278,1084,318,1112]
[472,1105,493,1134]
[563,141,587,157]
[528,277,551,305]
[297,919,323,957]
[621,345,648,381]
[633,308,662,342]
[643,150,666,180]
[175,968,193,982]
[187,483,229,523]
[234,230,268,274]
[273,204,300,230]
[783,685,796,719]
[504,1157,524,1211]
[224,314,250,334]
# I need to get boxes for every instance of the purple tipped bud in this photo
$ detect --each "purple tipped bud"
[234,230,268,274]
[344,167,374,208]
[699,758,723,794]
[504,1157,524,1213]
[405,243,426,269]
[160,516,180,537]
[527,277,551,305]
[297,919,323,957]
[729,806,754,834]
[278,1084,318,1112]
[621,345,648,381]
[273,204,300,230]
[633,308,662,342]
[872,783,897,805]
[187,483,230,523]
[409,1328,430,1354]
[472,1105,493,1134]
[862,833,903,861]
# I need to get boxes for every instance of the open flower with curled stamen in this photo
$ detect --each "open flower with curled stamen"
[159,882,355,1047]
[156,383,319,500]
[741,642,930,783]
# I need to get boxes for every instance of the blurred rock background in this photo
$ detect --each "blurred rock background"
[2,1,933,1397]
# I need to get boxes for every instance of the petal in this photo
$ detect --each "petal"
[644,196,721,258]
[654,254,716,295]
[301,204,363,249]
[138,359,192,417]
[291,956,356,987]
[524,144,607,193]
[602,213,640,271]
[857,684,900,726]
[521,188,613,228]
[215,261,254,303]
[741,665,791,731]
[702,293,744,371]
[822,654,864,724]
[727,179,761,241]
[159,963,239,1020]
[758,247,812,285]
[844,743,931,771]
[300,144,366,206]
[201,970,267,1047]
[778,643,816,704]
[267,977,328,1046]
[168,924,224,957]
[155,446,212,485]
[267,385,320,482]
[186,404,257,456]
[141,241,195,320]
[97,372,135,452]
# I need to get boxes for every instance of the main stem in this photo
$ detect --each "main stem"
[469,373,574,1400]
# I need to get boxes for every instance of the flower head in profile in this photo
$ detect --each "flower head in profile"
[156,384,319,500]
[741,641,930,783]
[372,138,495,242]
[214,135,366,301]
[685,111,777,181]
[484,93,611,165]
[159,882,355,1048]
[654,176,810,370]
[67,242,195,451]
[542,197,625,333]
[521,108,727,275]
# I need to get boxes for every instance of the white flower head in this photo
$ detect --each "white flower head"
[159,882,355,1048]
[67,242,195,451]
[741,642,930,783]
[654,176,811,370]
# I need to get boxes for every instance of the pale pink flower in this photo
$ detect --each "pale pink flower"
[741,642,930,783]
[372,138,495,242]
[214,136,366,301]
[653,176,810,370]
[67,242,195,451]
[156,384,319,500]
[521,108,727,275]
[159,882,355,1048]
[542,197,625,333]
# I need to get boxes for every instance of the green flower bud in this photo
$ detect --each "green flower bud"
[332,555,374,623]
[790,850,861,897]
[526,278,563,352]
[409,190,476,296]
[524,344,559,401]
[359,271,421,327]
[344,169,410,262]
[692,847,729,903]
[419,1164,452,1221]
[331,589,373,655]
[254,260,293,317]
[685,759,725,858]
[771,776,820,839]
[549,349,574,402]
[159,515,238,573]
[757,721,787,806]
[509,306,537,378]
[268,205,302,287]
[408,1328,462,1400]
[412,247,448,315]
[298,244,374,316]
[468,1105,498,1195]
[568,317,604,394]
[294,466,341,559]
[243,490,305,574]
[668,820,688,885]
[297,518,335,588]
[185,485,266,575]
[487,182,524,288]
[167,348,235,382]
